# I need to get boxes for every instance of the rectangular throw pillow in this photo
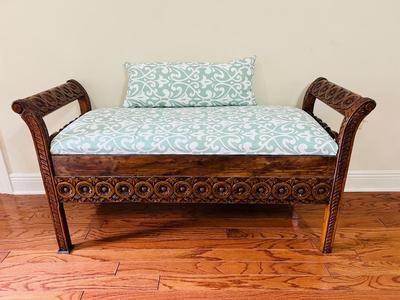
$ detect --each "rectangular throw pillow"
[123,56,256,108]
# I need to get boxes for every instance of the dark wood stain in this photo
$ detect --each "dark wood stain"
[11,77,376,254]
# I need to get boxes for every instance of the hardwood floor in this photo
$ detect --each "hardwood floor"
[0,193,400,299]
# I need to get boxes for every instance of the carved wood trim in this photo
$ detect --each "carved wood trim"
[303,77,369,116]
[302,78,376,253]
[321,99,376,253]
[11,79,91,253]
[12,79,91,117]
[20,113,72,251]
[54,176,333,205]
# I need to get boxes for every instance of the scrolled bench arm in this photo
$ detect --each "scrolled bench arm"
[11,78,92,177]
[303,77,376,156]
[11,79,91,252]
[11,79,91,159]
[12,79,91,117]
[303,77,376,253]
[11,79,92,169]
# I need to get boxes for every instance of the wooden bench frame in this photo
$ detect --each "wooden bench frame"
[12,77,376,254]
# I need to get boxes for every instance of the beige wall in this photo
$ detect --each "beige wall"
[1,0,399,174]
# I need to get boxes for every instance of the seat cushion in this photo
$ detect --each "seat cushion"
[50,106,338,156]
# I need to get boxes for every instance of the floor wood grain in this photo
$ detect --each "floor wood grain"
[158,274,400,291]
[2,249,360,264]
[80,290,400,300]
[0,291,83,300]
[117,261,330,276]
[0,252,9,263]
[0,192,399,298]
[0,262,118,276]
[0,229,88,251]
[0,274,158,292]
[80,238,316,250]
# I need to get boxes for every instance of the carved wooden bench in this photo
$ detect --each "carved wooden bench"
[12,78,376,254]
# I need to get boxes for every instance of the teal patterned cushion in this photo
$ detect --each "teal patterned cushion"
[123,57,256,108]
[50,106,338,156]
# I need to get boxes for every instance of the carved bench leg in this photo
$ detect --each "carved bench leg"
[42,172,73,253]
[320,202,340,254]
[47,199,73,254]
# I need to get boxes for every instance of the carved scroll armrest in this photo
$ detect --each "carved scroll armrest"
[12,79,91,118]
[303,77,376,202]
[11,80,91,170]
[302,77,376,145]
[12,79,91,139]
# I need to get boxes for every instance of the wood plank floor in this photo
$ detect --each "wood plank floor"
[0,193,400,299]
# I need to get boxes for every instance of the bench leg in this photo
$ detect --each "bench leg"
[320,203,340,254]
[48,200,73,254]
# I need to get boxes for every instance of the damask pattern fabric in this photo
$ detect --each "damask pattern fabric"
[50,106,338,156]
[123,57,256,108]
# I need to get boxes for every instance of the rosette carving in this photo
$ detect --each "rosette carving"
[173,181,191,198]
[95,182,114,198]
[212,182,231,199]
[115,181,134,198]
[251,182,271,200]
[292,183,312,201]
[76,181,94,198]
[232,182,251,200]
[55,176,332,204]
[312,183,331,201]
[272,182,291,200]
[56,182,75,198]
[154,181,173,198]
[193,182,212,198]
[135,181,153,198]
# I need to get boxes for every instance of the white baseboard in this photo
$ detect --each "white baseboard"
[345,170,400,192]
[0,149,12,194]
[7,170,400,195]
[9,173,44,195]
